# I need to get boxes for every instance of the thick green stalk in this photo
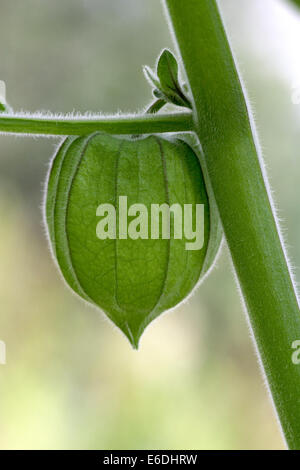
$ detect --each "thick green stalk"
[0,111,193,136]
[164,0,300,449]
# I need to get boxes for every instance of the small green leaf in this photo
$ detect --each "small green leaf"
[45,133,217,348]
[156,49,191,109]
[157,49,180,94]
[144,52,192,110]
[146,99,166,114]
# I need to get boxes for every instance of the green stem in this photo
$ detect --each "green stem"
[0,111,193,136]
[164,0,300,449]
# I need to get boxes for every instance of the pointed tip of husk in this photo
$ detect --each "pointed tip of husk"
[121,322,142,350]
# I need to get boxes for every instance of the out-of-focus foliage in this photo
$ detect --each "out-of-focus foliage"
[289,0,300,9]
[0,0,299,449]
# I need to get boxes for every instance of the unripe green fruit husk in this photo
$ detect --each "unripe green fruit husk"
[45,133,221,348]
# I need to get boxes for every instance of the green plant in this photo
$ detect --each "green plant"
[0,0,299,449]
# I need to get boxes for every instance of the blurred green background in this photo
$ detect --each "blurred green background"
[0,0,299,450]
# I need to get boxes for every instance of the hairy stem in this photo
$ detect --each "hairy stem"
[0,111,193,136]
[164,0,300,449]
